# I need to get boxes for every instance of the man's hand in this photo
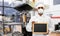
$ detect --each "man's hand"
[48,30,52,34]
[32,21,35,24]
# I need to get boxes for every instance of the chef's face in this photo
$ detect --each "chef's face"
[37,7,44,14]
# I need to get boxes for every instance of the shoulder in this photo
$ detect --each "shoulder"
[31,16,36,19]
[30,16,36,21]
[44,15,51,19]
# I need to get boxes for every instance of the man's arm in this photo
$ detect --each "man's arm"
[26,17,34,32]
[48,17,54,34]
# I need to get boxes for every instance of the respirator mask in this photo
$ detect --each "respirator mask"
[38,9,44,14]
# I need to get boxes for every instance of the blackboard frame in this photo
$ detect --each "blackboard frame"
[32,22,48,34]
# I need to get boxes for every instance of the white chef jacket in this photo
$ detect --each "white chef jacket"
[26,13,54,36]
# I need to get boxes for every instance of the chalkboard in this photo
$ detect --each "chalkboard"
[34,24,47,32]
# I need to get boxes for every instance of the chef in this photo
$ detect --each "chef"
[26,2,54,36]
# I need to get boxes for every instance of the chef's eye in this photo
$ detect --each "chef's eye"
[38,7,40,9]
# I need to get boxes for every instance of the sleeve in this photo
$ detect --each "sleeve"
[48,17,54,34]
[26,17,33,32]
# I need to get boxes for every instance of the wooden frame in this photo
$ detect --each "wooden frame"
[32,22,48,34]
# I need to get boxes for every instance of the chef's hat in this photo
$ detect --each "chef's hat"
[35,2,49,9]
